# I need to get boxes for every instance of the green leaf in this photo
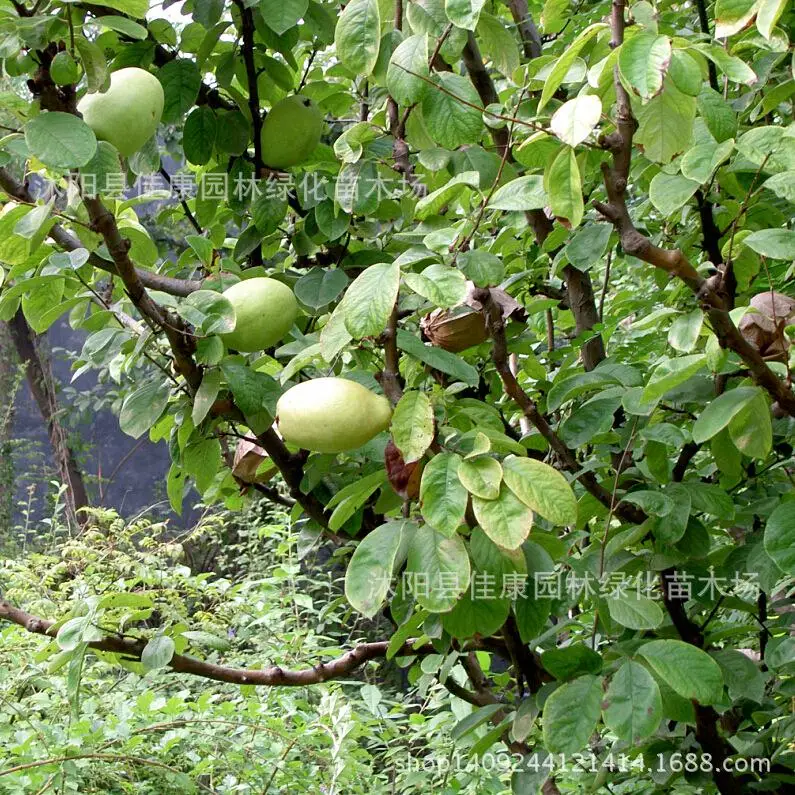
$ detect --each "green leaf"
[451,703,504,741]
[692,386,760,443]
[294,268,348,310]
[697,88,737,142]
[184,436,222,493]
[415,171,480,219]
[56,617,90,651]
[542,644,602,681]
[618,33,671,100]
[642,354,706,402]
[181,630,231,652]
[404,263,467,306]
[119,380,170,439]
[387,34,429,105]
[343,261,400,339]
[715,0,760,38]
[192,368,221,426]
[680,139,735,184]
[487,175,546,211]
[502,456,577,526]
[457,250,504,287]
[260,0,309,36]
[458,456,502,500]
[421,73,483,149]
[25,112,97,169]
[607,594,664,630]
[13,202,52,239]
[442,584,510,638]
[221,362,280,419]
[392,391,435,463]
[743,229,795,260]
[335,0,381,76]
[80,141,123,198]
[327,470,387,530]
[547,371,621,412]
[649,173,700,216]
[445,0,485,29]
[396,329,480,386]
[728,389,771,459]
[638,639,723,704]
[141,635,175,671]
[472,483,533,550]
[756,0,788,38]
[97,15,148,39]
[547,146,583,228]
[346,520,414,617]
[668,308,703,352]
[696,44,757,86]
[476,12,519,78]
[74,35,108,94]
[603,661,662,743]
[157,59,201,123]
[81,0,148,15]
[183,106,217,165]
[635,81,696,164]
[538,23,608,112]
[420,452,468,536]
[668,49,703,96]
[542,675,603,754]
[405,526,471,612]
[178,290,235,336]
[550,95,602,147]
[764,501,795,576]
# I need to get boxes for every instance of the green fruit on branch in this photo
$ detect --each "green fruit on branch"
[221,277,298,352]
[276,378,392,453]
[260,95,323,169]
[77,67,164,157]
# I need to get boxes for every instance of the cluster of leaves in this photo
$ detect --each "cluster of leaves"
[0,503,527,793]
[0,0,794,793]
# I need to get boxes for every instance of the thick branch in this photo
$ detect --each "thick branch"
[0,166,202,297]
[0,599,429,687]
[255,428,334,530]
[377,305,404,405]
[504,0,542,58]
[594,1,795,417]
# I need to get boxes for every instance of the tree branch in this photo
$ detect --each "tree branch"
[504,0,542,58]
[0,166,202,297]
[0,599,430,687]
[475,287,645,524]
[377,305,404,405]
[593,1,795,417]
[233,0,263,266]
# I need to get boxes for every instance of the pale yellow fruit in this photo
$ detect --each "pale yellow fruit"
[261,95,323,169]
[77,67,164,157]
[221,277,298,352]
[276,378,392,453]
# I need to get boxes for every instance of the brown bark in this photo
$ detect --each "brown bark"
[6,309,89,527]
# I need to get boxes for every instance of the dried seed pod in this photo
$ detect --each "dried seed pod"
[232,436,278,484]
[420,306,489,352]
[420,282,527,352]
[738,291,795,360]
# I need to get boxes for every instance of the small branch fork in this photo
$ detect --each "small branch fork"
[593,0,795,417]
[475,287,645,524]
[0,599,430,687]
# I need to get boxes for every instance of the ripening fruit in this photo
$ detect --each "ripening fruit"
[276,378,392,453]
[77,67,164,157]
[260,95,323,169]
[221,277,298,352]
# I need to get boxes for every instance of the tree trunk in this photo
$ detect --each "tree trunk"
[6,309,89,527]
[563,265,606,371]
[0,322,16,533]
